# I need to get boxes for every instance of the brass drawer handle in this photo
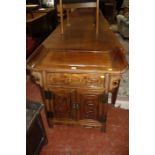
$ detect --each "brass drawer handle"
[72,103,76,109]
[72,103,80,110]
[76,103,80,110]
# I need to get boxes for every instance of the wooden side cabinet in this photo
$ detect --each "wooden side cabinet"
[43,74,107,129]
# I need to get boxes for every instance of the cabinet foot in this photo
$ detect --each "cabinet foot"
[101,124,106,132]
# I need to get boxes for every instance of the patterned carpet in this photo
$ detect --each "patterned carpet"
[39,105,129,155]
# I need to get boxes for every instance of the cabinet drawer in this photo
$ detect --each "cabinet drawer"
[46,73,105,88]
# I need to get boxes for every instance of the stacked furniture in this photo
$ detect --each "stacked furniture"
[27,8,128,131]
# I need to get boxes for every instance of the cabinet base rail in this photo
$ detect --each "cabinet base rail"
[49,118,106,131]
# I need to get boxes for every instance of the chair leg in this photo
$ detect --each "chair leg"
[96,0,99,34]
[59,0,64,34]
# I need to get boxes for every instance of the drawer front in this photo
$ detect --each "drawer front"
[46,73,105,88]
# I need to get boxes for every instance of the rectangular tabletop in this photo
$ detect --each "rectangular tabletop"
[27,9,128,74]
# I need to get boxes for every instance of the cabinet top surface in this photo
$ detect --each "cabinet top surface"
[43,9,124,51]
[27,9,128,73]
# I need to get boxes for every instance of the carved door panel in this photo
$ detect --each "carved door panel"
[77,89,104,120]
[49,88,71,119]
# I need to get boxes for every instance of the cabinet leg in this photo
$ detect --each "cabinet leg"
[100,115,107,132]
[40,89,54,128]
[112,80,120,105]
[48,122,54,128]
[101,123,106,132]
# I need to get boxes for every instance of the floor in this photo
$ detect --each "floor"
[26,79,129,155]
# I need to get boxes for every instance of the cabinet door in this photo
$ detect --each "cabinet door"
[77,89,104,120]
[50,88,71,118]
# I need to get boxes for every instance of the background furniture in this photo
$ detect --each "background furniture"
[116,6,129,38]
[26,7,58,58]
[58,0,99,34]
[116,0,124,14]
[100,0,116,23]
[26,101,48,155]
[26,7,57,38]
[117,14,129,38]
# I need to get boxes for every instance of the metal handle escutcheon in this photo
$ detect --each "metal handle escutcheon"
[72,103,80,110]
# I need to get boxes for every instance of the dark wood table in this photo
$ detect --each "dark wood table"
[26,100,48,155]
[27,9,128,131]
[26,7,58,58]
[26,7,57,37]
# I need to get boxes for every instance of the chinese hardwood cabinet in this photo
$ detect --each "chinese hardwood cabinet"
[27,9,128,131]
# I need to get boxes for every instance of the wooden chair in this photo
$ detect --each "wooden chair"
[59,0,100,34]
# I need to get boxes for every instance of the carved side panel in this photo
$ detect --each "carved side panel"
[31,71,43,87]
[109,75,121,91]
